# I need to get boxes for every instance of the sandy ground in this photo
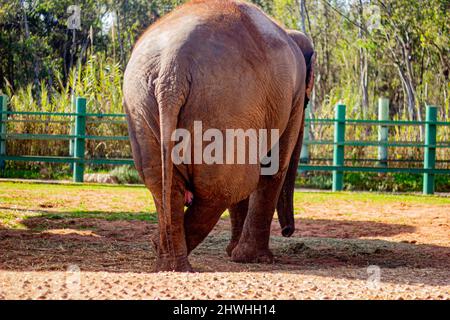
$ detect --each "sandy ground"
[0,183,449,299]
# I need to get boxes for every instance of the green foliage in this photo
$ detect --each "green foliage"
[0,162,71,180]
[109,165,142,184]
[272,0,298,28]
[297,172,333,190]
[1,0,448,120]
[4,53,129,161]
[0,0,448,190]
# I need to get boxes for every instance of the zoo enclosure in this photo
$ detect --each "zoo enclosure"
[0,95,449,195]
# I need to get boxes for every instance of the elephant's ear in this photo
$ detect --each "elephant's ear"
[286,30,315,103]
[306,53,315,100]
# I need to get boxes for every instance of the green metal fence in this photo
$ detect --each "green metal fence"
[300,99,450,195]
[0,95,449,194]
[0,96,133,183]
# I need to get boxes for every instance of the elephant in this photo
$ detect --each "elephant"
[123,0,315,272]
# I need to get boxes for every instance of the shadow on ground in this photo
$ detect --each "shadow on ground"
[1,208,449,287]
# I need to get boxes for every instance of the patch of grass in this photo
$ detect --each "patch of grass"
[42,211,157,222]
[0,181,156,228]
[0,209,39,229]
[0,208,157,230]
[293,190,450,205]
[0,181,449,230]
[0,181,147,194]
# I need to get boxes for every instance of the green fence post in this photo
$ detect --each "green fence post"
[423,105,437,195]
[378,98,389,167]
[332,103,346,192]
[0,95,8,170]
[300,102,311,164]
[73,97,86,182]
[69,95,75,159]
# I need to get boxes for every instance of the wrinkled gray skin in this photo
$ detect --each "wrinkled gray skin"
[123,0,315,272]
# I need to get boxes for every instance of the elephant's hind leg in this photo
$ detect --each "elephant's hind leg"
[150,178,193,272]
[226,198,249,256]
[230,175,283,264]
[184,199,227,255]
[127,111,192,272]
[231,92,305,264]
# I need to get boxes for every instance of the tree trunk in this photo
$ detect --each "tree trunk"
[396,64,416,119]
[21,0,40,102]
[298,0,307,34]
[116,9,124,68]
[358,0,369,117]
[124,0,132,59]
[69,29,76,75]
[8,31,14,89]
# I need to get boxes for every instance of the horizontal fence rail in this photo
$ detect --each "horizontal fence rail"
[0,95,449,194]
[0,96,131,183]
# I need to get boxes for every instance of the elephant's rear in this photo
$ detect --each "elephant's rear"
[123,0,309,272]
[124,0,297,201]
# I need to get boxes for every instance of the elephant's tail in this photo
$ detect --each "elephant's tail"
[155,62,189,266]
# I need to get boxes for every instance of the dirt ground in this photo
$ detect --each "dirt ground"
[0,181,449,300]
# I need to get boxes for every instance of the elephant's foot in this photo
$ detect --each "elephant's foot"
[226,240,239,257]
[231,242,274,264]
[154,255,194,272]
